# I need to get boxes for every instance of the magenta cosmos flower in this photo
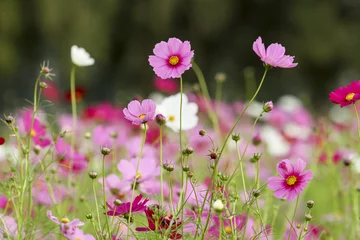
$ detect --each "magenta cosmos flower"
[268,158,312,200]
[329,81,360,107]
[105,194,148,216]
[148,37,194,79]
[123,99,156,125]
[253,36,297,68]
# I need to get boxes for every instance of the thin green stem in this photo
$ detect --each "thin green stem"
[352,103,360,238]
[69,65,77,185]
[159,126,164,207]
[288,195,300,240]
[102,154,111,237]
[92,179,103,238]
[127,124,147,239]
[218,213,224,240]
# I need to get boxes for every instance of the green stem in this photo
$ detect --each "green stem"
[102,154,111,237]
[200,67,269,238]
[288,195,300,240]
[69,65,77,185]
[92,179,103,238]
[218,213,224,240]
[159,126,164,207]
[352,103,360,238]
[127,124,147,239]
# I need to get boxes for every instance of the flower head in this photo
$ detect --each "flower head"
[105,194,148,216]
[157,93,199,132]
[329,81,360,107]
[149,38,194,79]
[268,158,312,200]
[71,45,95,67]
[47,210,84,237]
[123,99,156,125]
[253,37,297,68]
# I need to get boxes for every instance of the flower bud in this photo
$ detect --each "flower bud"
[250,153,262,163]
[263,101,273,113]
[33,145,41,155]
[59,130,67,138]
[101,147,111,156]
[42,67,51,74]
[215,72,226,83]
[114,199,122,206]
[232,133,240,142]
[155,114,166,126]
[86,213,92,220]
[89,171,98,179]
[209,151,218,160]
[304,213,312,222]
[84,132,92,139]
[199,129,206,136]
[182,147,194,156]
[296,224,302,229]
[306,200,315,209]
[110,132,118,139]
[252,189,261,198]
[252,134,262,146]
[210,163,215,169]
[187,171,194,178]
[39,82,48,89]
[163,163,174,172]
[344,158,352,167]
[5,116,14,125]
[212,199,224,213]
[182,165,190,172]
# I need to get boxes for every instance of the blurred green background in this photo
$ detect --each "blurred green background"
[1,0,360,112]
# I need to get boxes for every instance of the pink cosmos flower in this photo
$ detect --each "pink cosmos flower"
[105,194,148,216]
[329,81,360,107]
[117,157,159,183]
[268,158,312,200]
[67,229,95,240]
[0,214,19,238]
[154,77,179,94]
[21,111,51,147]
[100,174,131,202]
[149,37,194,79]
[284,224,327,240]
[123,99,156,125]
[47,210,84,237]
[253,36,297,68]
[55,138,88,173]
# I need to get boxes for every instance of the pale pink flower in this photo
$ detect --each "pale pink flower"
[123,99,156,125]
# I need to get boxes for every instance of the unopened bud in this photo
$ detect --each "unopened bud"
[39,82,48,89]
[252,134,262,146]
[215,72,226,83]
[232,133,240,142]
[187,171,194,178]
[163,163,174,172]
[209,152,218,160]
[33,145,41,155]
[252,189,261,198]
[304,213,312,222]
[155,114,166,126]
[86,213,92,220]
[114,199,122,206]
[212,199,224,213]
[199,129,206,136]
[306,200,315,209]
[110,132,118,139]
[89,171,98,179]
[263,101,273,113]
[182,147,194,156]
[101,147,111,156]
[5,116,14,125]
[42,67,51,74]
[250,153,262,163]
[182,165,190,172]
[84,132,92,139]
[210,163,215,169]
[59,130,67,138]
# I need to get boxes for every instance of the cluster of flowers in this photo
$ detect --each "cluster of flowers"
[0,35,358,240]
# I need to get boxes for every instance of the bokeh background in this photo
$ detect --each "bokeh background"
[1,0,360,113]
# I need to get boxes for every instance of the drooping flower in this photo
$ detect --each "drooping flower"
[123,99,156,125]
[329,81,360,107]
[71,45,95,67]
[105,194,148,216]
[253,37,297,68]
[47,210,84,237]
[149,38,194,79]
[136,205,182,239]
[157,93,199,132]
[268,158,312,200]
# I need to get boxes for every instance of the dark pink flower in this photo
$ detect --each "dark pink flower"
[123,99,156,125]
[253,36,297,68]
[47,210,84,237]
[268,158,312,200]
[55,138,88,173]
[149,38,194,79]
[105,194,148,216]
[154,77,179,94]
[21,111,51,147]
[329,81,360,107]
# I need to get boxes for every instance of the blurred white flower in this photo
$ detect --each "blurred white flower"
[157,93,198,132]
[277,95,302,112]
[212,199,224,212]
[261,126,290,157]
[71,45,95,67]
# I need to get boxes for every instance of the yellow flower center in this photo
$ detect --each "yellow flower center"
[225,226,232,234]
[61,218,70,223]
[135,172,142,180]
[346,93,355,101]
[30,129,36,137]
[168,115,175,122]
[138,114,146,119]
[169,56,179,66]
[76,238,81,240]
[286,175,297,186]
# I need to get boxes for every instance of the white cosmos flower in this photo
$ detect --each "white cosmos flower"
[71,45,95,67]
[157,93,198,132]
[261,126,290,157]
